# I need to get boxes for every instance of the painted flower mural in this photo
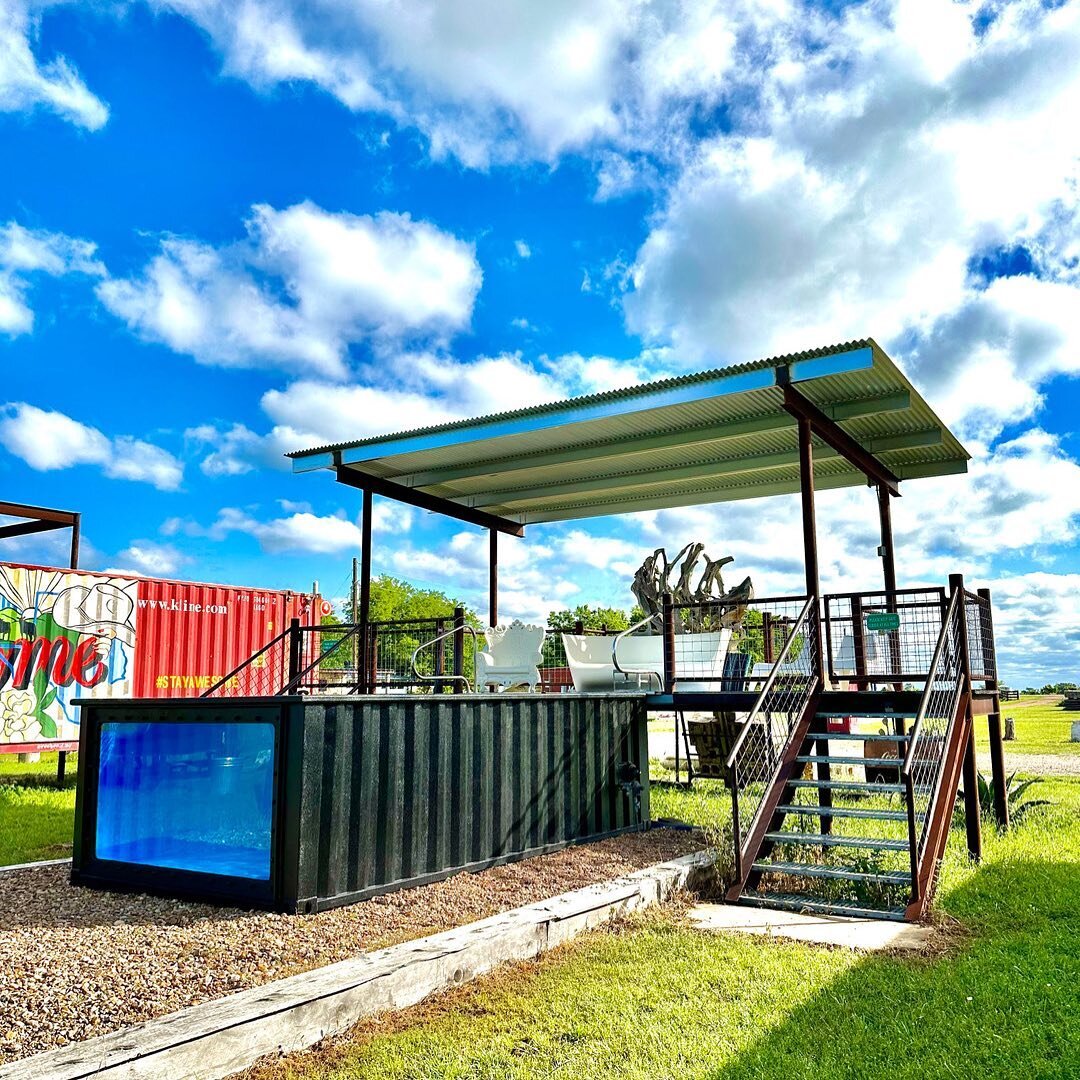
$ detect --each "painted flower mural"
[0,567,138,743]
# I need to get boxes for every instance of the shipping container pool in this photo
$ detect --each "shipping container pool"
[72,694,650,912]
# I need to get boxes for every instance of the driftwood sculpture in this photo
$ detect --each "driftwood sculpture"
[631,543,753,632]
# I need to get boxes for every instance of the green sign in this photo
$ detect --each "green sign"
[865,612,900,632]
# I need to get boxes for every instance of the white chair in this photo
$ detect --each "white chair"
[477,621,545,691]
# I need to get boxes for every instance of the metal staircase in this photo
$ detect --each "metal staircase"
[723,580,982,922]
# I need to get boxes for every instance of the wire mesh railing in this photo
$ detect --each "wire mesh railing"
[724,596,821,883]
[963,590,997,684]
[902,587,966,887]
[202,627,295,697]
[667,594,810,691]
[823,587,947,686]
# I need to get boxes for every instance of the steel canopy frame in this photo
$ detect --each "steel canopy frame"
[0,501,81,569]
[294,339,970,633]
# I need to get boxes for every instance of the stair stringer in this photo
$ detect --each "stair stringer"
[725,683,823,904]
[904,687,972,921]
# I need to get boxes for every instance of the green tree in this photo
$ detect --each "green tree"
[547,604,634,633]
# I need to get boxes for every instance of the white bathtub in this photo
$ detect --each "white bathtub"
[561,630,732,692]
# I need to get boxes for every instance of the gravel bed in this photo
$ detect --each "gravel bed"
[0,829,701,1064]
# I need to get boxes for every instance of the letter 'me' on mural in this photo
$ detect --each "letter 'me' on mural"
[0,567,137,743]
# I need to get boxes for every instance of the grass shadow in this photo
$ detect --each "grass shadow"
[707,858,1080,1080]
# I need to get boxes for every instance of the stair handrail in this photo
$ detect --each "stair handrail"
[203,625,291,697]
[412,624,478,692]
[281,622,366,695]
[724,594,817,771]
[724,595,819,884]
[900,585,966,897]
[611,611,664,691]
[901,588,960,780]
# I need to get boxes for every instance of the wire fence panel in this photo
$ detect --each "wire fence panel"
[903,591,965,863]
[823,588,947,685]
[963,590,997,683]
[669,595,809,690]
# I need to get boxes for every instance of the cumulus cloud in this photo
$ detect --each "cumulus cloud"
[623,0,1080,441]
[97,201,482,376]
[0,3,108,130]
[0,221,104,335]
[0,403,184,490]
[149,0,765,165]
[109,541,189,577]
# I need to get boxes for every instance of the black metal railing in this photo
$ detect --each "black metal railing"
[901,586,966,898]
[963,589,997,684]
[822,587,947,686]
[724,595,820,883]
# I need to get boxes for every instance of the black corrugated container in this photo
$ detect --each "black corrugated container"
[72,693,650,912]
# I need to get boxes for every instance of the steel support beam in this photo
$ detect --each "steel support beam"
[797,416,821,602]
[334,465,525,537]
[781,383,901,496]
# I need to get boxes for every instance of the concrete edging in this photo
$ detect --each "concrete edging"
[0,858,71,874]
[1,848,714,1080]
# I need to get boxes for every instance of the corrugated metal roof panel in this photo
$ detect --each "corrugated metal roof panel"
[290,339,969,523]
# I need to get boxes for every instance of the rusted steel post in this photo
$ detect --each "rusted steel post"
[797,416,820,603]
[878,483,903,692]
[489,528,498,627]
[69,513,81,570]
[452,606,465,694]
[287,617,302,689]
[979,587,1008,827]
[796,416,825,680]
[662,594,676,693]
[762,612,774,664]
[851,594,866,683]
[359,488,373,694]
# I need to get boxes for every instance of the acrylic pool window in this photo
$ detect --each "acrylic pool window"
[94,720,276,880]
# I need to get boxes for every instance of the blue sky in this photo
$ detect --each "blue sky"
[2,0,1079,684]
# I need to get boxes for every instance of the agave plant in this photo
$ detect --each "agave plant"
[977,770,1052,825]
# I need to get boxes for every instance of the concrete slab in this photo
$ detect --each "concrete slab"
[688,902,935,952]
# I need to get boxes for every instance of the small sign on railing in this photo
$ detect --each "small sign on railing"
[865,612,901,632]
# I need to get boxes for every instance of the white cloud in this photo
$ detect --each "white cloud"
[97,201,481,376]
[0,221,104,335]
[110,541,189,577]
[514,239,531,259]
[0,403,183,490]
[0,3,108,130]
[622,0,1080,441]
[208,506,365,554]
[150,0,765,165]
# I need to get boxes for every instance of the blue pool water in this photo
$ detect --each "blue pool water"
[95,721,275,880]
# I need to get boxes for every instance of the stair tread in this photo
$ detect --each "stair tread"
[777,804,914,821]
[814,711,919,719]
[765,832,908,852]
[797,755,903,767]
[817,732,910,742]
[788,778,930,794]
[754,860,912,884]
[738,890,908,922]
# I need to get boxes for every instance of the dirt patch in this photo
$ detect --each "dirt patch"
[0,829,702,1065]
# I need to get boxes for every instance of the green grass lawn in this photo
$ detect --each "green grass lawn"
[973,694,1080,756]
[0,753,78,866]
[254,778,1080,1080]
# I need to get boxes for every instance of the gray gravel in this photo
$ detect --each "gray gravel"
[975,751,1080,777]
[0,829,701,1064]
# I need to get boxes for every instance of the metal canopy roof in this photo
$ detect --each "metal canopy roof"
[289,339,969,526]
